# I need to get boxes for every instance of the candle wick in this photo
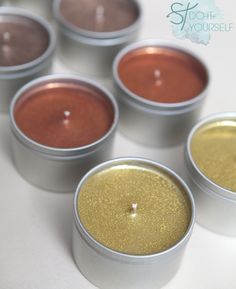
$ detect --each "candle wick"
[154,69,163,86]
[95,5,105,24]
[130,203,138,217]
[1,32,12,63]
[3,32,11,44]
[63,110,71,124]
[154,69,161,79]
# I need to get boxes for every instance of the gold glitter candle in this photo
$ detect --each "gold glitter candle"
[72,158,195,289]
[190,119,236,192]
[78,164,191,255]
[185,113,236,236]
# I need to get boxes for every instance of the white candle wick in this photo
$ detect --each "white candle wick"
[63,110,71,124]
[95,5,105,23]
[154,69,163,86]
[130,203,138,217]
[3,32,11,44]
[154,69,161,79]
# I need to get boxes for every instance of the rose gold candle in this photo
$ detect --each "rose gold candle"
[53,0,141,77]
[59,0,140,33]
[0,8,55,112]
[0,16,49,66]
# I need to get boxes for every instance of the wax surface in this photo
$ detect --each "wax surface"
[0,15,49,66]
[118,47,208,103]
[191,120,236,192]
[14,81,114,148]
[60,0,139,32]
[78,164,191,255]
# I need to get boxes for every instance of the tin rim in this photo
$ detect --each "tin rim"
[53,0,142,40]
[73,157,195,263]
[0,7,56,75]
[185,112,236,201]
[113,39,210,113]
[59,25,139,47]
[10,74,119,157]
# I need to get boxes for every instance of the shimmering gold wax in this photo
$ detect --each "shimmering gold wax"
[191,120,236,192]
[78,165,191,255]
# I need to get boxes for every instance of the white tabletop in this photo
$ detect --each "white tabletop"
[0,0,236,288]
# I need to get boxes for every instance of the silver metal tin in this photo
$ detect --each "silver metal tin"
[113,39,210,147]
[53,0,141,78]
[73,157,195,289]
[185,112,236,236]
[9,74,119,193]
[0,8,56,113]
[1,0,53,19]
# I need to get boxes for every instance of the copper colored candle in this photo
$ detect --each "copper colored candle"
[10,75,118,192]
[59,0,140,33]
[0,14,49,66]
[14,80,115,148]
[118,46,208,103]
[113,40,209,146]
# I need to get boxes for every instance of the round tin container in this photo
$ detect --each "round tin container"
[185,112,236,236]
[53,0,141,78]
[0,8,55,113]
[2,0,53,19]
[73,158,195,289]
[9,75,119,193]
[113,39,209,147]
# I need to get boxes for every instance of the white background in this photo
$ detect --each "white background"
[0,0,236,288]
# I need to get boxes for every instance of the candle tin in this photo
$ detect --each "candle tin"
[1,0,53,19]
[53,0,141,78]
[185,112,236,236]
[113,39,210,147]
[9,74,119,193]
[73,158,195,289]
[0,8,56,113]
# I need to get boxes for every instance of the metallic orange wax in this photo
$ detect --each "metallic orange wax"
[14,81,114,148]
[118,47,208,103]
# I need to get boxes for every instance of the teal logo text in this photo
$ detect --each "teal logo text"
[167,0,234,45]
